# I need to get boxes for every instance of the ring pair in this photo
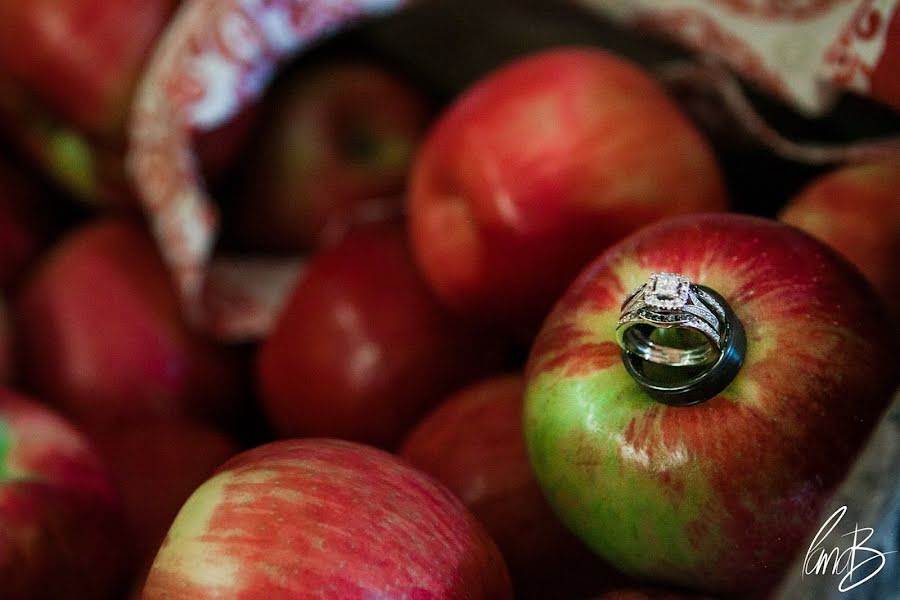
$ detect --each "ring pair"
[615,273,745,406]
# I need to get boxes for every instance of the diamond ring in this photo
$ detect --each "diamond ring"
[616,273,726,367]
[616,272,746,405]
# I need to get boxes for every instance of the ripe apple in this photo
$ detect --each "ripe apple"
[0,388,129,599]
[400,374,622,597]
[0,158,51,291]
[15,219,244,427]
[408,48,727,332]
[257,223,508,448]
[87,422,240,562]
[231,62,430,251]
[0,1,211,205]
[779,156,900,323]
[141,438,512,598]
[0,0,177,137]
[523,214,896,594]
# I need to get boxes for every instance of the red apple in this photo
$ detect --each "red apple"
[409,48,727,332]
[0,388,129,599]
[0,1,197,205]
[15,219,243,427]
[88,422,240,562]
[0,0,178,137]
[141,438,512,598]
[257,223,508,448]
[779,156,900,323]
[523,214,896,594]
[400,374,622,597]
[0,158,51,291]
[232,62,430,251]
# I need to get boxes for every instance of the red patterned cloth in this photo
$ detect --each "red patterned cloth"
[576,0,900,114]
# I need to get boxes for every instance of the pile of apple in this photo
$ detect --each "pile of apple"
[0,4,898,599]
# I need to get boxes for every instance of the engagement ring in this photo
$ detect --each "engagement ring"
[616,272,746,405]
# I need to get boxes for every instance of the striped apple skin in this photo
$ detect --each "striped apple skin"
[524,214,896,594]
[142,439,512,599]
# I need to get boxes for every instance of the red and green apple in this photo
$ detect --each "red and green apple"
[0,0,179,203]
[524,214,896,594]
[141,438,512,598]
[0,388,129,599]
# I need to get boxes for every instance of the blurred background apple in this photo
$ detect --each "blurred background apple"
[227,62,430,252]
[15,219,245,427]
[0,388,129,599]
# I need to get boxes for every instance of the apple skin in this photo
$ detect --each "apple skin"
[15,219,244,427]
[141,438,512,599]
[234,62,430,251]
[400,374,623,598]
[257,223,508,448]
[779,157,900,323]
[87,422,240,562]
[0,0,178,137]
[408,48,727,332]
[523,214,896,594]
[0,1,248,207]
[0,388,129,599]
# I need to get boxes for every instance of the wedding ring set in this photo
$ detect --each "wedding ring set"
[615,272,746,405]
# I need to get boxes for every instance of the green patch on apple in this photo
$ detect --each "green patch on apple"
[48,129,96,198]
[525,367,718,580]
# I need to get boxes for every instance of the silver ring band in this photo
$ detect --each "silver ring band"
[616,273,726,367]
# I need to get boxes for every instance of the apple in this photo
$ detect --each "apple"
[0,158,51,291]
[231,62,430,251]
[257,223,509,448]
[0,0,177,137]
[15,219,244,427]
[0,387,129,599]
[141,438,512,598]
[0,0,179,204]
[408,48,727,332]
[779,156,900,323]
[400,374,622,597]
[87,422,240,562]
[523,214,896,594]
[0,1,253,206]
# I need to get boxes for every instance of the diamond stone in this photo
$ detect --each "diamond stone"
[645,272,690,310]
